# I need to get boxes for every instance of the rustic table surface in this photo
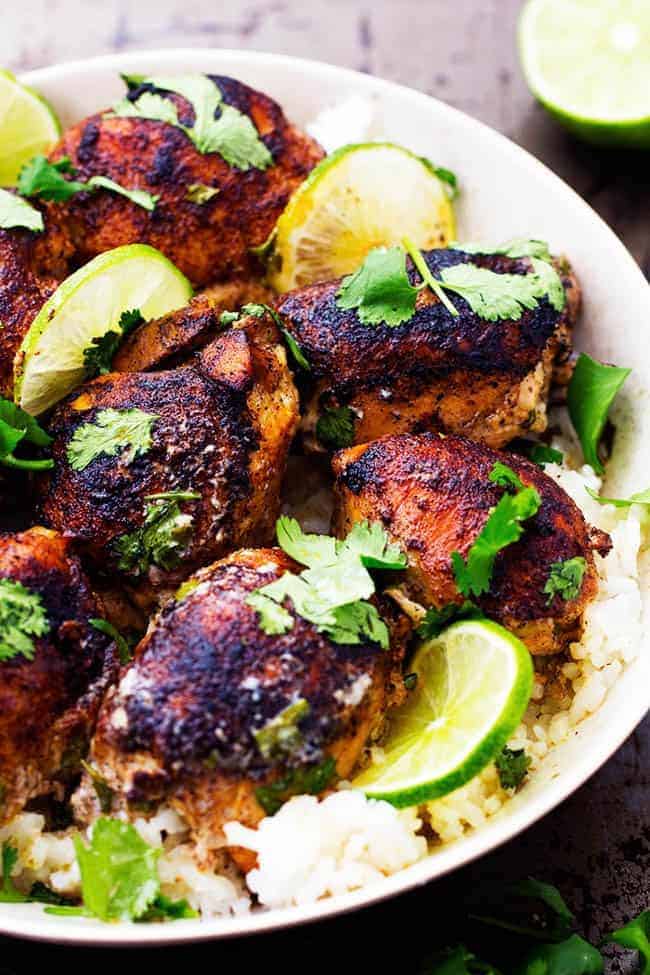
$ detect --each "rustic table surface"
[0,0,648,969]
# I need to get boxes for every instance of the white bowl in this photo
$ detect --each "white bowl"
[5,48,649,945]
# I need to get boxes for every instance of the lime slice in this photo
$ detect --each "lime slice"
[268,142,456,292]
[354,620,533,807]
[0,69,61,185]
[519,0,650,147]
[14,244,193,415]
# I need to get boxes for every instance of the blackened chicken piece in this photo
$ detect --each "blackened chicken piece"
[40,310,299,607]
[333,433,611,655]
[0,527,118,825]
[277,249,579,451]
[86,548,408,860]
[47,75,324,287]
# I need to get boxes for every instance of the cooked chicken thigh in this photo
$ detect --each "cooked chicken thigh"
[277,249,579,451]
[41,310,299,606]
[0,527,118,825]
[47,75,324,287]
[85,548,407,858]
[332,433,611,655]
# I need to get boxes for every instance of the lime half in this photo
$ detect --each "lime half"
[0,69,61,185]
[268,142,456,292]
[15,244,193,415]
[354,620,533,807]
[519,0,650,147]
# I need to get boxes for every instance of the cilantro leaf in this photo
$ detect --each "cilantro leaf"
[605,910,650,974]
[451,239,552,261]
[0,398,53,471]
[276,515,338,567]
[452,483,541,598]
[340,519,407,570]
[89,617,132,665]
[337,246,419,326]
[80,759,114,814]
[0,188,43,232]
[0,579,49,662]
[586,485,650,508]
[517,935,603,975]
[543,558,587,606]
[526,444,564,468]
[417,600,483,639]
[82,307,145,378]
[27,882,77,907]
[316,405,356,450]
[255,756,337,816]
[18,156,157,210]
[322,600,389,648]
[495,746,531,790]
[245,591,293,635]
[253,698,310,760]
[567,353,631,474]
[489,461,525,492]
[281,328,310,370]
[0,844,28,902]
[85,175,158,211]
[114,491,200,575]
[73,818,160,921]
[139,894,198,921]
[66,408,157,471]
[438,257,565,321]
[111,90,180,125]
[186,182,219,204]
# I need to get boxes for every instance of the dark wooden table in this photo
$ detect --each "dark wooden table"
[0,0,648,967]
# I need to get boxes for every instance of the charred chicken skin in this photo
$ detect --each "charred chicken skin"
[332,433,611,655]
[0,527,118,825]
[277,249,579,451]
[40,309,299,605]
[47,75,324,287]
[85,548,407,859]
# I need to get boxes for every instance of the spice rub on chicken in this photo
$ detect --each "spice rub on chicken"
[40,309,299,605]
[0,527,118,826]
[277,247,579,451]
[332,433,611,655]
[46,75,324,287]
[83,548,408,859]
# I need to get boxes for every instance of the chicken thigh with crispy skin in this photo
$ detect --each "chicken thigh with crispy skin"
[47,75,324,287]
[277,249,579,451]
[332,433,611,655]
[0,527,118,825]
[84,548,408,861]
[41,309,299,606]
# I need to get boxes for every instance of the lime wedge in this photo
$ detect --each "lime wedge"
[0,69,61,185]
[14,244,193,415]
[519,0,650,147]
[353,620,533,807]
[268,142,456,292]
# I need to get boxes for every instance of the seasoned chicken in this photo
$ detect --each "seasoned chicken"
[277,249,579,451]
[83,548,408,862]
[40,310,299,607]
[47,75,324,287]
[332,433,611,655]
[0,527,118,825]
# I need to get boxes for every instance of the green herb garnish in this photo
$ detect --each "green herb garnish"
[495,746,531,790]
[114,490,200,575]
[316,405,356,449]
[83,308,145,378]
[0,579,49,662]
[185,183,219,204]
[114,74,273,170]
[452,463,541,598]
[542,557,587,606]
[451,238,552,261]
[489,461,526,492]
[18,155,158,210]
[253,698,310,761]
[437,257,565,321]
[567,353,630,474]
[0,187,44,231]
[89,618,132,665]
[0,397,53,471]
[586,485,650,508]
[80,760,114,814]
[337,245,419,326]
[67,407,157,471]
[0,844,27,902]
[255,756,337,816]
[417,601,484,639]
[526,443,564,468]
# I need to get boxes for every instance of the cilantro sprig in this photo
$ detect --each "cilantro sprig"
[586,485,650,508]
[18,155,158,211]
[451,238,552,261]
[246,516,406,647]
[567,353,631,474]
[337,245,420,325]
[112,74,273,171]
[115,490,200,575]
[0,188,44,231]
[66,408,158,471]
[495,746,531,790]
[542,557,587,606]
[220,301,310,371]
[83,308,145,378]
[316,405,356,449]
[0,398,53,472]
[0,578,49,662]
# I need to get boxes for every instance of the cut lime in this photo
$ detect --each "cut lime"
[0,69,61,185]
[14,244,193,415]
[354,620,533,807]
[268,142,456,292]
[519,0,650,148]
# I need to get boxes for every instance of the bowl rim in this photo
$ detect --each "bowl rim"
[3,46,647,946]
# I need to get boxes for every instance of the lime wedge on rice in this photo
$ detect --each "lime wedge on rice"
[353,620,533,807]
[14,244,193,415]
[268,142,456,292]
[519,0,650,148]
[0,69,61,185]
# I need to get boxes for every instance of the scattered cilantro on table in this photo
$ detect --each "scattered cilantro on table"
[18,155,158,210]
[542,557,587,606]
[0,398,53,472]
[66,407,158,471]
[0,579,49,662]
[114,490,200,575]
[0,187,44,231]
[83,307,145,378]
[567,353,630,474]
